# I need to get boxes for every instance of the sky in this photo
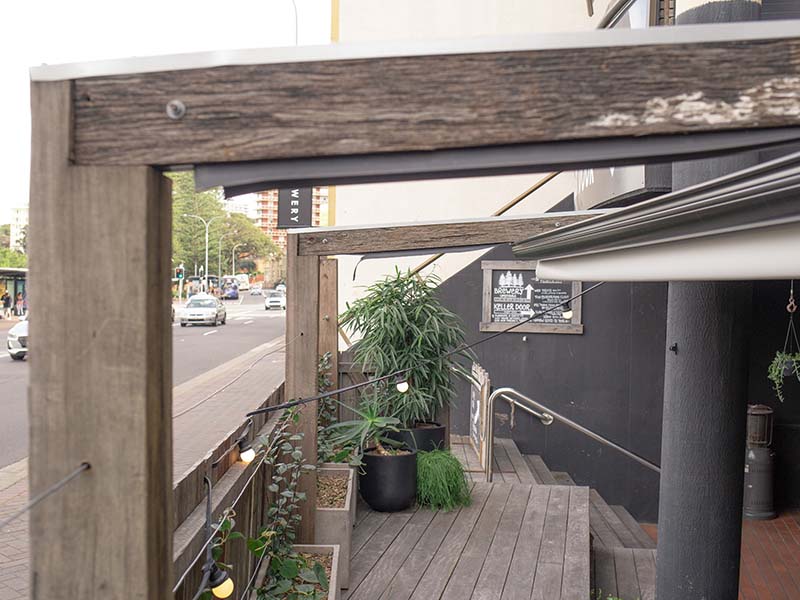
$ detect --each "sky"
[0,0,331,224]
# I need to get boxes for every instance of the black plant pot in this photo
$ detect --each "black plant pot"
[386,422,446,452]
[359,447,417,512]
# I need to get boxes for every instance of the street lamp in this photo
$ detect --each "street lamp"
[183,213,225,291]
[231,243,244,277]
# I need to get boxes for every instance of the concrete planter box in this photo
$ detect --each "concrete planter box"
[315,466,355,589]
[319,462,357,525]
[250,544,340,600]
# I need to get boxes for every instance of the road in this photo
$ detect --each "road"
[0,294,285,468]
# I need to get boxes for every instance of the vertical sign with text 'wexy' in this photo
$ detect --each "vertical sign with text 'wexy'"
[278,188,312,228]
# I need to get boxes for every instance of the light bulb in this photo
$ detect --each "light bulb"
[561,308,573,320]
[211,576,234,599]
[240,447,256,464]
[396,380,409,393]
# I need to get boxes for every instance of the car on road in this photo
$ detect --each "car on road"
[180,294,227,327]
[265,290,287,310]
[250,286,263,296]
[7,318,28,360]
[275,283,286,293]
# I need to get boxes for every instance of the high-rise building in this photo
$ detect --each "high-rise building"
[256,187,327,251]
[9,206,28,252]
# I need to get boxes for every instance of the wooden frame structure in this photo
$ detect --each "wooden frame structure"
[27,20,800,599]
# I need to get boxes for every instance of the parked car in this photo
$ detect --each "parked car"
[265,291,287,310]
[180,294,227,326]
[7,318,28,360]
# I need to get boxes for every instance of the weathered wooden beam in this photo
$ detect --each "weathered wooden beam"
[29,81,173,598]
[285,234,319,542]
[297,212,602,256]
[58,22,800,167]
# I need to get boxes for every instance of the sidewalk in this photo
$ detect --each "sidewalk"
[0,336,287,599]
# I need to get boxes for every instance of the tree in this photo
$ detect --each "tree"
[0,248,27,268]
[168,171,280,276]
[19,225,28,254]
[0,224,10,248]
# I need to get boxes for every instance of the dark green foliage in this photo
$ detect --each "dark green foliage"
[339,269,473,428]
[324,397,401,463]
[416,450,471,511]
[768,350,800,402]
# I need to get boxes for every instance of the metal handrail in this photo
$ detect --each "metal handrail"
[485,387,660,482]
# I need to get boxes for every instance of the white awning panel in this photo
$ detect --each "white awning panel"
[535,221,800,281]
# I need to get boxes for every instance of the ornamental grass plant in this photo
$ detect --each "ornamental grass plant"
[416,449,471,511]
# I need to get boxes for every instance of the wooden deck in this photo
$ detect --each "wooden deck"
[345,482,591,599]
[450,435,800,600]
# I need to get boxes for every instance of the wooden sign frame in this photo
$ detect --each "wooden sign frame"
[480,260,583,334]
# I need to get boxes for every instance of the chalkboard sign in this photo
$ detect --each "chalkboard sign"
[480,260,583,334]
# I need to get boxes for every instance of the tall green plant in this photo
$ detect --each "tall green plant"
[340,269,473,428]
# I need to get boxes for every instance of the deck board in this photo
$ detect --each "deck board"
[612,547,641,600]
[470,484,531,600]
[409,483,495,599]
[440,484,513,599]
[632,549,657,600]
[501,486,551,600]
[497,439,537,484]
[350,481,590,600]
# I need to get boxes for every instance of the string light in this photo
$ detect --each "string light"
[395,379,410,393]
[561,302,573,320]
[238,440,256,464]
[210,565,234,598]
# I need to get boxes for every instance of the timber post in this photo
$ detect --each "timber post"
[28,81,174,598]
[285,233,320,542]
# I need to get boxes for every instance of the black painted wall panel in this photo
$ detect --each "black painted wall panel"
[439,243,668,521]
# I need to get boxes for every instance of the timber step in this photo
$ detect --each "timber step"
[592,546,657,600]
[347,482,591,599]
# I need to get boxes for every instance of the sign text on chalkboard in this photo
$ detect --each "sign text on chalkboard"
[480,260,583,334]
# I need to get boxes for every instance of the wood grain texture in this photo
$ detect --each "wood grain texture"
[29,80,173,598]
[318,258,338,398]
[70,37,800,167]
[298,214,594,256]
[285,233,319,543]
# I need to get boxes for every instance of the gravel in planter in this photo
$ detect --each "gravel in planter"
[318,474,349,508]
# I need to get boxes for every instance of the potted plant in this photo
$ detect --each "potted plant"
[416,449,472,511]
[339,269,473,451]
[768,350,800,402]
[325,399,416,512]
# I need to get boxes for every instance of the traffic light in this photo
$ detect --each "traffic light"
[175,267,184,280]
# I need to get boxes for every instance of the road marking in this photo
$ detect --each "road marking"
[203,330,218,336]
[244,320,254,325]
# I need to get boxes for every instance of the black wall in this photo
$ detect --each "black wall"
[438,251,800,521]
[438,244,667,521]
[748,281,800,509]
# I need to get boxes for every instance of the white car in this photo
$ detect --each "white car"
[265,291,287,310]
[180,294,227,326]
[7,318,28,360]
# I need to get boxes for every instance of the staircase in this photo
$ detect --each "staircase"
[453,436,657,600]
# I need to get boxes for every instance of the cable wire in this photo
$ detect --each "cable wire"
[172,451,271,593]
[173,333,302,419]
[0,462,90,532]
[247,282,606,417]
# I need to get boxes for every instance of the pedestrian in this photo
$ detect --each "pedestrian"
[15,292,24,317]
[1,291,10,319]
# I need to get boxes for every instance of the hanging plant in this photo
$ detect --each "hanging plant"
[768,282,800,403]
[768,351,800,403]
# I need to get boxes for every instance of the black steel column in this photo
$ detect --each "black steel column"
[656,4,760,598]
